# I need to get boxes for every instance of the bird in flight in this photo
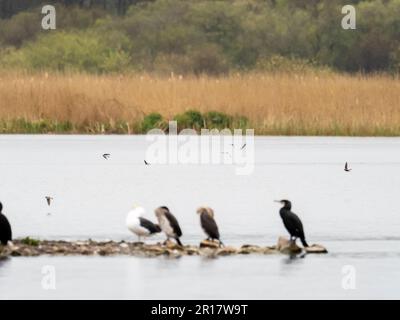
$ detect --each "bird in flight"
[45,196,53,206]
[102,153,110,160]
[230,143,246,150]
[144,160,150,165]
[344,162,351,172]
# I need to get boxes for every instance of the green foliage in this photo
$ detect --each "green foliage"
[1,31,131,73]
[255,55,332,74]
[140,113,167,132]
[0,118,74,133]
[1,0,400,73]
[174,110,249,131]
[0,111,250,133]
[204,111,232,129]
[21,237,40,246]
[0,11,41,47]
[174,110,204,131]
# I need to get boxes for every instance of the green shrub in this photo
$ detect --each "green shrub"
[21,237,40,246]
[0,31,131,73]
[140,113,167,132]
[0,119,74,134]
[0,12,41,47]
[203,111,231,129]
[173,110,204,131]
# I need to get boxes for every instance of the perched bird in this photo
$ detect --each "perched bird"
[344,162,351,172]
[103,153,110,160]
[155,206,183,246]
[45,196,53,206]
[275,200,309,247]
[197,207,223,246]
[0,202,12,245]
[126,206,161,242]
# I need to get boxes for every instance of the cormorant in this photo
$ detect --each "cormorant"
[126,206,161,242]
[197,207,223,246]
[344,162,351,172]
[155,206,183,246]
[275,200,309,247]
[144,160,150,165]
[103,153,110,160]
[0,202,12,245]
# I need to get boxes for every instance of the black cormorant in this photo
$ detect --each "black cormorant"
[197,207,223,246]
[0,202,12,245]
[103,153,110,159]
[155,206,183,246]
[275,200,309,247]
[344,162,351,172]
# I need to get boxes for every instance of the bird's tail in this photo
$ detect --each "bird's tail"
[175,238,183,246]
[300,237,309,248]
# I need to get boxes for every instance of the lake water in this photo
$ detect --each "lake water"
[0,135,399,299]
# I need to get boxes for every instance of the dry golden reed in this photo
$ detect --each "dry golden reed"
[0,71,399,135]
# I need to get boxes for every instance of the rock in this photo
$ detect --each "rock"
[164,249,182,258]
[239,245,262,254]
[145,245,167,255]
[276,236,302,255]
[185,246,200,255]
[199,239,221,249]
[199,248,218,258]
[216,246,237,256]
[164,240,184,250]
[3,238,324,258]
[0,245,11,259]
[305,244,328,254]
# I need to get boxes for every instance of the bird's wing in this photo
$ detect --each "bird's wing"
[288,213,305,237]
[0,214,12,242]
[201,213,220,239]
[139,217,161,233]
[164,211,182,237]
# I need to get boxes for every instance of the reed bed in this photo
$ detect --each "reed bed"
[0,71,399,135]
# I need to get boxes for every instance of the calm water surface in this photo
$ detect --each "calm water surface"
[0,135,399,299]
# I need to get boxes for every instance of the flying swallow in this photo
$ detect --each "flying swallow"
[45,196,53,206]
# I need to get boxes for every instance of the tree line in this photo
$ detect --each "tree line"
[0,0,399,74]
[0,0,153,18]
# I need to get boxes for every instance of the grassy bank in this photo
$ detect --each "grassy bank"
[0,71,399,136]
